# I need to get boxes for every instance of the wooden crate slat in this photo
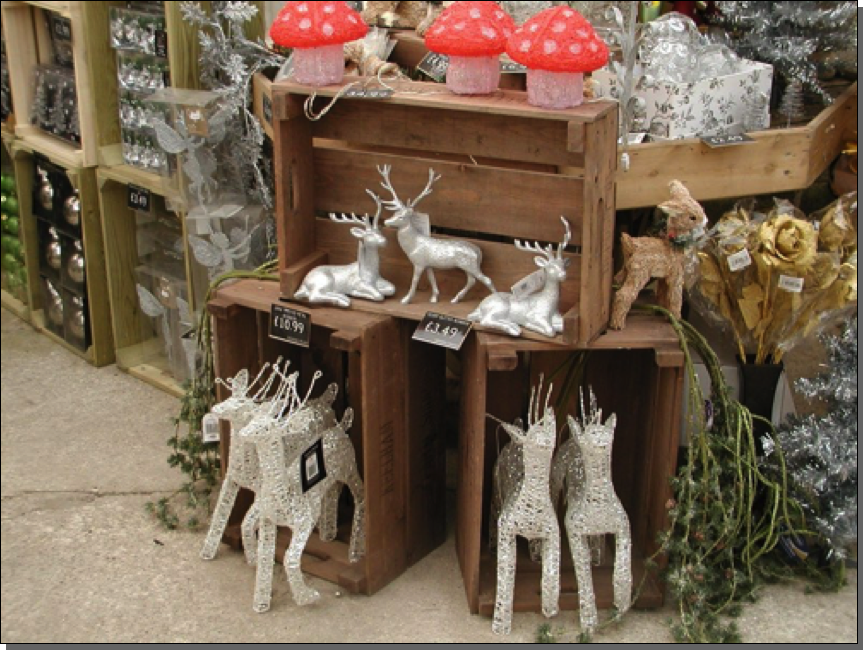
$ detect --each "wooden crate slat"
[313,146,586,245]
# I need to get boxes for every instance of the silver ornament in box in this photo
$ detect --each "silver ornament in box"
[67,240,86,285]
[46,228,63,271]
[37,169,54,211]
[44,279,64,326]
[64,192,81,228]
[68,294,87,340]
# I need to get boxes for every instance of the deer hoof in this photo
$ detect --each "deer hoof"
[400,296,413,305]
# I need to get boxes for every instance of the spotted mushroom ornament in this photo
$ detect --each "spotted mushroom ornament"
[424,2,516,95]
[270,1,368,87]
[506,7,609,110]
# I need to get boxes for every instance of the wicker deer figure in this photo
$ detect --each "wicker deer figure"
[610,180,707,329]
[294,192,396,308]
[378,165,497,304]
[239,371,366,613]
[489,377,560,636]
[564,390,632,634]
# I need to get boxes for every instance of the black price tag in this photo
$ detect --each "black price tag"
[300,439,327,493]
[270,303,312,348]
[417,51,449,82]
[413,312,472,351]
[262,93,273,125]
[128,184,152,212]
[701,133,755,148]
[500,61,527,74]
[154,30,169,59]
[343,87,394,100]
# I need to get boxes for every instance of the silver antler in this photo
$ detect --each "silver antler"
[377,165,404,212]
[330,211,371,229]
[364,189,384,229]
[408,168,442,208]
[515,238,555,261]
[557,217,572,260]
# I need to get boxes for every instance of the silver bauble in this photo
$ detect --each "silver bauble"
[63,193,81,228]
[46,239,63,271]
[38,174,54,211]
[45,282,64,327]
[68,296,87,340]
[67,245,86,285]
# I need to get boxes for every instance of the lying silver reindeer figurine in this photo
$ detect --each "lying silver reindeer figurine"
[469,217,572,338]
[378,165,496,304]
[294,192,396,308]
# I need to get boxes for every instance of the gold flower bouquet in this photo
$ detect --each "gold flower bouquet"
[692,193,857,365]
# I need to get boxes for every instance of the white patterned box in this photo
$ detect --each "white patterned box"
[593,60,774,141]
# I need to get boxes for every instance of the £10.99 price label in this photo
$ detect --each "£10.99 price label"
[413,312,472,351]
[270,303,312,348]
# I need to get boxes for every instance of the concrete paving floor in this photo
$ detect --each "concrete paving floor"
[1,308,858,643]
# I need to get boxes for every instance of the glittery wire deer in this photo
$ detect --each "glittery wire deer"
[564,390,632,634]
[610,180,707,329]
[239,370,366,613]
[488,377,560,636]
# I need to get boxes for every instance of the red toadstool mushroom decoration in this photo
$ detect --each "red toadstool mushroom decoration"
[270,1,368,87]
[424,1,515,95]
[506,7,609,109]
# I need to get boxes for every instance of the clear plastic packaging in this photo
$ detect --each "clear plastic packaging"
[30,65,81,145]
[110,6,168,56]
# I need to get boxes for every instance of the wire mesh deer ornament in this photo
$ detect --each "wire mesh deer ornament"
[469,217,572,338]
[238,371,365,613]
[377,165,496,304]
[564,390,632,634]
[294,192,396,307]
[488,377,561,636]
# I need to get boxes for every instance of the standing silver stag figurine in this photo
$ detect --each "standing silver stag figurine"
[378,165,496,304]
[469,217,572,338]
[489,377,561,636]
[294,191,396,308]
[564,390,632,634]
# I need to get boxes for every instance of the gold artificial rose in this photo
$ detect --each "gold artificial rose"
[756,216,818,271]
[818,193,857,253]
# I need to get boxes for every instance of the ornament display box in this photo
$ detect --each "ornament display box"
[208,279,447,596]
[616,82,857,210]
[10,138,113,366]
[97,165,200,397]
[1,132,33,322]
[0,1,207,172]
[457,316,684,616]
[272,79,618,347]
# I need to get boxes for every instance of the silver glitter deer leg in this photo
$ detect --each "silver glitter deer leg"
[493,521,518,636]
[345,472,367,563]
[318,485,342,543]
[403,266,426,304]
[253,518,278,614]
[241,504,261,565]
[453,273,477,304]
[541,524,561,619]
[200,478,241,560]
[614,524,633,615]
[285,518,321,606]
[570,532,599,632]
[426,269,440,303]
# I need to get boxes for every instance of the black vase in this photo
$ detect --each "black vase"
[738,357,785,455]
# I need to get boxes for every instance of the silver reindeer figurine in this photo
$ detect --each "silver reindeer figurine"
[469,218,572,338]
[378,165,496,304]
[294,192,396,308]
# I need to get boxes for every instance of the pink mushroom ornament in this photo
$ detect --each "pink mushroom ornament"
[506,7,609,109]
[270,1,368,87]
[424,1,516,95]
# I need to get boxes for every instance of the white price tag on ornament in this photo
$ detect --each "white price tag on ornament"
[727,249,752,272]
[413,212,431,238]
[202,413,221,443]
[511,270,545,300]
[778,275,805,293]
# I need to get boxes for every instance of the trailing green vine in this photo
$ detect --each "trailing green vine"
[147,261,279,530]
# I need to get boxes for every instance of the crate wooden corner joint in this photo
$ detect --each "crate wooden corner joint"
[270,80,619,347]
[208,279,448,595]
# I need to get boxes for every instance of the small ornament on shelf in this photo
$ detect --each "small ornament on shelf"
[423,2,515,96]
[294,192,396,308]
[469,217,572,338]
[505,6,610,109]
[778,79,806,128]
[376,165,497,305]
[269,1,369,87]
[610,180,707,330]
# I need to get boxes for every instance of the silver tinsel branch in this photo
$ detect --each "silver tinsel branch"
[710,1,857,105]
[180,1,285,210]
[777,319,858,560]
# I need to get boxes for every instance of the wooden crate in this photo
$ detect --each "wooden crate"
[272,80,618,347]
[97,165,198,398]
[12,138,114,366]
[209,279,448,595]
[457,316,685,616]
[616,82,858,210]
[252,70,275,141]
